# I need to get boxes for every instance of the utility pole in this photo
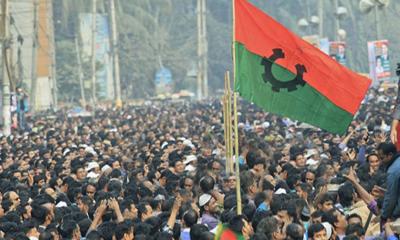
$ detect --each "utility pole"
[91,0,97,104]
[333,0,340,41]
[197,0,207,100]
[30,0,38,111]
[201,0,208,98]
[109,0,121,108]
[374,4,381,40]
[1,0,11,135]
[318,0,324,38]
[75,37,86,107]
[48,0,57,110]
[196,0,202,100]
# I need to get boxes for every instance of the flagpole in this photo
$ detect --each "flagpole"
[226,71,233,173]
[232,0,242,215]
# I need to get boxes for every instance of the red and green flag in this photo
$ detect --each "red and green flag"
[234,0,371,134]
[215,223,245,240]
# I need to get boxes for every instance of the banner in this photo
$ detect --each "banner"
[155,67,173,95]
[368,40,390,83]
[329,42,346,66]
[80,14,114,100]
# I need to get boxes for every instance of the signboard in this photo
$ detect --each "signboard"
[329,41,346,66]
[155,67,173,95]
[368,40,390,83]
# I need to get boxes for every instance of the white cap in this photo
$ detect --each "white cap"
[101,165,112,173]
[86,162,100,172]
[306,159,319,166]
[184,155,197,165]
[56,201,68,208]
[87,172,100,179]
[199,193,212,207]
[322,222,332,239]
[275,188,287,195]
[85,146,97,156]
[185,165,196,172]
[305,149,318,159]
[183,139,192,146]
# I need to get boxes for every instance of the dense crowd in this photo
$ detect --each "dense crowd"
[0,86,398,240]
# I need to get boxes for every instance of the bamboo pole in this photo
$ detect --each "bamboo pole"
[233,92,241,215]
[232,0,242,215]
[226,72,233,173]
[223,74,229,174]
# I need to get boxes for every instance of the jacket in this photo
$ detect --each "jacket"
[382,154,400,220]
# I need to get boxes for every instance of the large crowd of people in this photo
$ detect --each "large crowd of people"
[0,86,398,240]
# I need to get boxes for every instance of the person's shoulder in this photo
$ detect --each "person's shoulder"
[388,158,400,174]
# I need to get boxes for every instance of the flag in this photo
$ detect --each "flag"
[215,223,245,240]
[234,0,371,134]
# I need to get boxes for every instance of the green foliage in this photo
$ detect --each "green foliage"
[54,0,400,102]
[55,40,80,102]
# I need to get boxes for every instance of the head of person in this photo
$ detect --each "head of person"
[296,183,312,200]
[240,171,259,197]
[366,153,380,172]
[293,152,305,168]
[304,171,316,185]
[338,183,356,208]
[228,215,254,240]
[345,223,365,239]
[199,193,218,215]
[346,213,362,226]
[115,221,134,240]
[256,216,286,240]
[308,223,327,240]
[286,223,305,240]
[190,224,209,240]
[60,220,81,240]
[317,194,334,212]
[172,160,184,175]
[182,209,198,228]
[377,143,397,165]
[322,209,347,233]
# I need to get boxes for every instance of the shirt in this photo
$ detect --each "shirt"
[201,213,219,230]
[180,228,191,240]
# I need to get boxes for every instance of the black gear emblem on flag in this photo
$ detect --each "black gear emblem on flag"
[261,48,307,92]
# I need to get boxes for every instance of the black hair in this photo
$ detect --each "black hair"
[59,220,79,239]
[240,171,256,194]
[183,209,198,228]
[318,193,333,206]
[321,209,338,227]
[346,213,362,224]
[86,230,103,240]
[345,223,365,237]
[228,215,246,234]
[286,223,304,240]
[338,183,355,208]
[256,216,279,239]
[115,221,134,240]
[190,224,209,240]
[377,143,397,156]
[254,191,268,208]
[199,175,214,193]
[308,223,325,239]
[78,218,92,237]
[97,221,117,240]
[343,235,360,240]
[252,210,271,232]
[137,202,150,220]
